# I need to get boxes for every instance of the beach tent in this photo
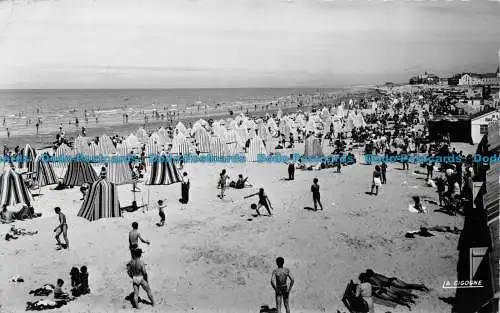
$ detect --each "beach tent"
[19,144,36,173]
[77,178,121,222]
[194,127,210,153]
[116,142,129,156]
[247,136,267,162]
[175,122,188,135]
[107,157,132,185]
[304,137,324,157]
[98,135,117,155]
[0,167,33,207]
[125,134,141,148]
[146,140,160,156]
[147,152,182,185]
[62,158,98,187]
[88,141,99,157]
[54,144,73,167]
[226,130,243,155]
[135,128,148,143]
[34,154,58,187]
[210,137,229,157]
[171,135,191,155]
[74,136,89,154]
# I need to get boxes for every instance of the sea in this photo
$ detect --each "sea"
[0,88,341,137]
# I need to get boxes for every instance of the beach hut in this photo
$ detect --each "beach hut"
[171,135,191,155]
[194,127,211,153]
[74,136,89,154]
[226,130,243,155]
[78,178,121,222]
[34,154,58,187]
[135,128,148,143]
[210,137,229,157]
[88,141,99,157]
[98,135,116,155]
[247,136,267,162]
[18,144,36,173]
[107,157,132,185]
[0,167,33,207]
[147,152,182,185]
[175,122,188,135]
[62,158,98,187]
[304,137,324,157]
[116,142,129,156]
[125,133,141,148]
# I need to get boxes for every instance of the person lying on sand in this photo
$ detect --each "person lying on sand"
[365,269,429,292]
[372,287,414,309]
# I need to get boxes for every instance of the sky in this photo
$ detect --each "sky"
[0,0,498,89]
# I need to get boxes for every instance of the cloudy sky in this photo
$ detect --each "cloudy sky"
[0,0,498,89]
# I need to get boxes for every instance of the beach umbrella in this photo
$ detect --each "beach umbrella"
[78,178,121,222]
[0,167,33,207]
[34,154,58,187]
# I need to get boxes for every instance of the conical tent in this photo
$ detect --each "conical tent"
[99,135,116,155]
[34,154,58,187]
[147,152,182,185]
[304,137,324,157]
[194,127,210,153]
[210,137,229,157]
[62,158,98,186]
[107,157,132,184]
[19,144,36,173]
[0,167,33,207]
[78,178,121,222]
[54,144,74,169]
[125,134,141,148]
[247,136,267,162]
[74,136,89,154]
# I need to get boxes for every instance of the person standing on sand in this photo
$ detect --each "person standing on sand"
[271,257,294,313]
[311,178,323,211]
[6,127,10,138]
[129,222,150,258]
[127,249,155,309]
[218,169,229,199]
[370,165,382,196]
[179,172,190,204]
[157,200,166,227]
[54,207,69,249]
[287,160,295,180]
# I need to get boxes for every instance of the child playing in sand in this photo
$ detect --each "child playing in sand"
[271,257,294,313]
[245,188,273,216]
[157,200,167,227]
[54,279,69,299]
[311,178,324,211]
[54,207,69,249]
[218,169,229,199]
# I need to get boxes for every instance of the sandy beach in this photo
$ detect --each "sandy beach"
[0,140,474,313]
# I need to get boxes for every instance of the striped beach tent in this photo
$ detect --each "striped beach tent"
[304,137,324,157]
[175,122,188,135]
[78,178,121,222]
[98,135,116,155]
[34,154,58,187]
[135,128,148,143]
[74,135,89,154]
[247,136,267,162]
[147,152,182,185]
[0,167,33,207]
[171,134,191,155]
[107,157,132,184]
[62,158,98,187]
[19,144,37,173]
[88,141,99,157]
[116,142,129,156]
[210,137,229,157]
[226,130,243,155]
[125,133,141,148]
[146,140,160,157]
[194,127,210,153]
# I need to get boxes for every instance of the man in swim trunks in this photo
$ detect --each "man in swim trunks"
[54,207,69,249]
[127,249,155,309]
[271,257,294,313]
[129,222,150,258]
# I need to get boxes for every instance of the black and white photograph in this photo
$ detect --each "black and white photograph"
[0,0,499,312]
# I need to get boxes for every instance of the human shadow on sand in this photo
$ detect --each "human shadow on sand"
[125,292,153,308]
[260,304,277,313]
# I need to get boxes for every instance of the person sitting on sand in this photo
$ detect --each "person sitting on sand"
[127,248,155,309]
[54,207,69,249]
[355,273,375,313]
[230,174,250,189]
[412,196,425,213]
[70,268,81,296]
[54,279,70,300]
[245,188,273,216]
[129,222,150,258]
[79,266,90,295]
[271,257,294,313]
[365,269,429,292]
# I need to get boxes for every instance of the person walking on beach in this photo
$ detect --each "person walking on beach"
[127,248,155,309]
[36,122,39,135]
[287,160,295,180]
[381,161,387,184]
[271,257,294,313]
[370,165,382,196]
[129,222,150,258]
[157,200,166,227]
[218,169,229,199]
[311,178,324,211]
[6,128,10,138]
[54,207,69,249]
[179,172,190,204]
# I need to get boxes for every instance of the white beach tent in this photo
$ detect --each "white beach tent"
[246,136,267,162]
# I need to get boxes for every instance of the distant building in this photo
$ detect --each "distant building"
[471,108,499,144]
[459,68,500,86]
[448,74,461,86]
[409,72,439,85]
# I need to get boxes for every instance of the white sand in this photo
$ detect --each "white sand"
[0,143,472,313]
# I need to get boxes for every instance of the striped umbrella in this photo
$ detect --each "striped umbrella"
[78,178,121,221]
[147,152,182,185]
[34,154,58,187]
[0,167,33,207]
[62,158,98,187]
